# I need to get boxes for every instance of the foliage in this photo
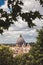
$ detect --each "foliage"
[28,28,43,65]
[0,45,14,65]
[0,0,43,33]
[0,9,13,34]
[36,28,43,47]
[40,0,43,6]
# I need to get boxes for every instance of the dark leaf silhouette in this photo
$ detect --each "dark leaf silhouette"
[0,0,43,33]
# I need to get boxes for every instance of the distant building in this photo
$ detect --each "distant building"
[16,34,26,47]
[10,34,31,56]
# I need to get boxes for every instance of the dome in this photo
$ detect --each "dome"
[16,34,26,46]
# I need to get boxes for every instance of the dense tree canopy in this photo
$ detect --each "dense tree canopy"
[28,27,43,65]
[0,45,14,65]
[0,0,43,33]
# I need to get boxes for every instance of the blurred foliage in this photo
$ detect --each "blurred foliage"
[0,45,14,65]
[0,9,13,34]
[40,0,43,6]
[0,0,43,33]
[29,28,43,65]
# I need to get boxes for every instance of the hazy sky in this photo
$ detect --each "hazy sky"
[0,0,43,44]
